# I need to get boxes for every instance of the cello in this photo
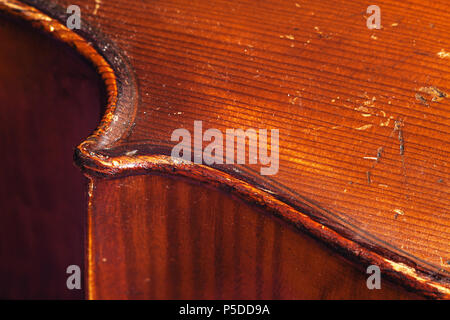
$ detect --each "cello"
[0,0,449,299]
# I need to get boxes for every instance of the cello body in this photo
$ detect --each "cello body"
[0,0,449,299]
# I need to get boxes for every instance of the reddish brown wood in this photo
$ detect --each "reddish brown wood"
[0,13,102,298]
[1,0,449,299]
[89,173,421,299]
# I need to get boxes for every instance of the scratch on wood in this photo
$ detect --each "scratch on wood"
[355,124,372,131]
[355,106,369,112]
[394,208,404,220]
[125,150,138,156]
[415,93,428,106]
[363,147,383,162]
[393,119,405,156]
[398,129,404,156]
[93,0,101,15]
[280,34,295,40]
[419,86,448,102]
[437,49,450,59]
[376,147,383,162]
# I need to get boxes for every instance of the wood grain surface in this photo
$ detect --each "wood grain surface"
[0,12,102,298]
[1,0,449,298]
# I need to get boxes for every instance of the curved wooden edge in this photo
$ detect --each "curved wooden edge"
[2,0,449,299]
[0,0,139,150]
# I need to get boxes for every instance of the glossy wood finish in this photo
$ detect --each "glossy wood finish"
[89,173,420,299]
[1,0,449,298]
[0,13,102,298]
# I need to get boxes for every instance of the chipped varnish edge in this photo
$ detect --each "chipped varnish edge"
[2,0,449,299]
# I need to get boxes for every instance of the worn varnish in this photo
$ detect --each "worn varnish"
[0,0,449,298]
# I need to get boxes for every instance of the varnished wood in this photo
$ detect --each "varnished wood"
[0,13,102,298]
[0,0,449,298]
[89,174,420,299]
